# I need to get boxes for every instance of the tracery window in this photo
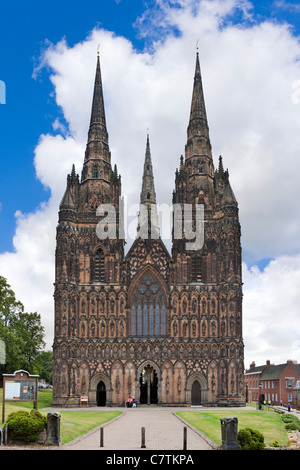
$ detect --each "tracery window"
[131,272,166,337]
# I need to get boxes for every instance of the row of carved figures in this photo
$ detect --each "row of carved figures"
[56,312,242,339]
[54,340,244,360]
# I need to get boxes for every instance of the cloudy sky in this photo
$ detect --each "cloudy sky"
[1,0,300,369]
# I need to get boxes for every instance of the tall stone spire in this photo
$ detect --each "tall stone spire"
[79,50,117,210]
[185,50,213,178]
[137,132,159,238]
[90,50,107,130]
[140,132,157,206]
[81,50,111,183]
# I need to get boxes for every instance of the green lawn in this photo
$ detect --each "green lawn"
[177,410,289,447]
[59,410,122,444]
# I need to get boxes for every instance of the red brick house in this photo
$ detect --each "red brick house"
[244,361,271,403]
[293,380,300,409]
[245,360,300,407]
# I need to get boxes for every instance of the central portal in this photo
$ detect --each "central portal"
[139,365,158,405]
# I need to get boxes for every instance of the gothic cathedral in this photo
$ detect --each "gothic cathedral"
[52,50,245,407]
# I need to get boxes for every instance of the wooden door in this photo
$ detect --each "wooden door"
[191,380,201,405]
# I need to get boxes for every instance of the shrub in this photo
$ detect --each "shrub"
[281,414,300,431]
[31,409,47,428]
[237,428,251,449]
[238,427,265,450]
[272,440,280,447]
[6,409,47,443]
[282,414,298,423]
[285,422,300,431]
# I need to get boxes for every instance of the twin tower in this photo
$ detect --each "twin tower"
[52,49,245,407]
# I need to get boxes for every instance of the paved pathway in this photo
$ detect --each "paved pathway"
[61,406,217,451]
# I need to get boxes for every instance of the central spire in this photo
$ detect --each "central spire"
[137,132,159,239]
[140,132,157,206]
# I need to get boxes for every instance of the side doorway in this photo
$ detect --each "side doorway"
[97,380,106,406]
[191,380,201,405]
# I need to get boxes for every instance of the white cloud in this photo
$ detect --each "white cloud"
[274,1,300,13]
[34,133,84,200]
[243,255,300,367]
[1,0,300,365]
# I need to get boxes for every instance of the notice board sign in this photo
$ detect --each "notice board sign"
[80,395,88,406]
[2,370,39,423]
[5,380,36,401]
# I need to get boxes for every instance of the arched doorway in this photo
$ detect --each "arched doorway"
[139,365,158,405]
[191,380,201,405]
[97,381,106,406]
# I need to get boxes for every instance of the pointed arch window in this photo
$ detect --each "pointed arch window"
[93,165,99,178]
[94,248,105,282]
[131,272,166,337]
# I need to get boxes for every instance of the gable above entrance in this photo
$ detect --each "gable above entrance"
[126,238,170,283]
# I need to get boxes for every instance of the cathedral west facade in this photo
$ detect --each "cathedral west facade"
[52,49,245,407]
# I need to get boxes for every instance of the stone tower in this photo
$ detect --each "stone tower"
[52,50,245,407]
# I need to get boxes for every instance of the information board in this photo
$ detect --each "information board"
[5,380,37,401]
[2,370,39,423]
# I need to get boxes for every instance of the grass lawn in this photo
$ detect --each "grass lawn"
[177,410,289,447]
[58,410,122,444]
[1,388,122,445]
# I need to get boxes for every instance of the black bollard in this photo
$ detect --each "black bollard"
[183,426,187,450]
[141,427,146,448]
[100,427,104,447]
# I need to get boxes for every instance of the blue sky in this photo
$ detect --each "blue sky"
[1,0,300,364]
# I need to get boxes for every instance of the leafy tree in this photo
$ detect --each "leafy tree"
[16,311,46,373]
[39,350,53,384]
[0,276,46,378]
[0,275,23,327]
